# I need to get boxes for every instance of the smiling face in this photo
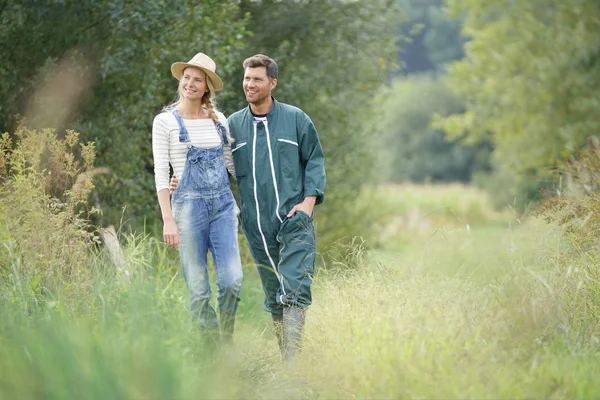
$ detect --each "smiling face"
[243,66,277,108]
[179,67,208,101]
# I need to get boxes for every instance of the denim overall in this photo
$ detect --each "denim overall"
[171,110,243,327]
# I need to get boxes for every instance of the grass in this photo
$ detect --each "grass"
[1,183,599,398]
[368,182,514,251]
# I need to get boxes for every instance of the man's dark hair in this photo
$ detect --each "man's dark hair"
[243,54,278,80]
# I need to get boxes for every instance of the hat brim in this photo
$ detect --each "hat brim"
[171,62,224,92]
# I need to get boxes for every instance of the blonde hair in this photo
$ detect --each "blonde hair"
[162,68,233,143]
[202,91,219,122]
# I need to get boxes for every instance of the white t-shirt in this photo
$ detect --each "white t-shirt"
[152,111,235,193]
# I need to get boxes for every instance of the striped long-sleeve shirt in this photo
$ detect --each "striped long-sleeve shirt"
[152,111,235,193]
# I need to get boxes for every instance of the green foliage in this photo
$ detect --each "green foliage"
[81,0,249,227]
[537,145,600,334]
[471,155,558,214]
[440,0,600,205]
[0,0,250,228]
[1,0,403,251]
[0,2,105,130]
[423,5,465,68]
[470,157,520,209]
[0,124,100,300]
[398,0,466,73]
[382,74,492,183]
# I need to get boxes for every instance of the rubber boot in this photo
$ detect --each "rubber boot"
[271,312,284,356]
[283,306,305,362]
[200,325,221,353]
[220,312,236,344]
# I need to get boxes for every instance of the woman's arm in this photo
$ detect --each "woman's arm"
[157,189,179,249]
[152,113,179,249]
[220,113,236,178]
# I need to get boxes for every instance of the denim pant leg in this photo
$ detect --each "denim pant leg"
[209,191,243,316]
[176,197,218,327]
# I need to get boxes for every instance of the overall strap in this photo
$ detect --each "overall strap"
[172,110,191,147]
[213,120,229,145]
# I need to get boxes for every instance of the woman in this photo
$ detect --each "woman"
[152,52,243,346]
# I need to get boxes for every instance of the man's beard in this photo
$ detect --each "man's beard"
[247,92,268,105]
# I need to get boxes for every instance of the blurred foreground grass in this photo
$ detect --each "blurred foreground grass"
[1,184,599,399]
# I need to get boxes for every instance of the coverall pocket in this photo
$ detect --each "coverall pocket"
[232,141,248,178]
[277,139,300,176]
[295,210,313,220]
[278,210,316,251]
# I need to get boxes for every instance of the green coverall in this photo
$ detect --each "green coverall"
[228,98,326,315]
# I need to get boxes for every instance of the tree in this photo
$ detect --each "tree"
[1,0,249,227]
[439,0,600,205]
[2,0,403,247]
[397,0,466,74]
[382,74,491,183]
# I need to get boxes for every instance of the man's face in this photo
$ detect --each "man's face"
[243,66,277,106]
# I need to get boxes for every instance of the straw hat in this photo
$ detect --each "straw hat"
[171,53,224,92]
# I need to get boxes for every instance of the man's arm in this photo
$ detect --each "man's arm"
[299,115,326,204]
[287,114,325,217]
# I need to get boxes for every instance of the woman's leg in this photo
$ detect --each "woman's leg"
[209,191,244,340]
[176,197,217,327]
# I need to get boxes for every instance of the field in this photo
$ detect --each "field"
[1,183,599,399]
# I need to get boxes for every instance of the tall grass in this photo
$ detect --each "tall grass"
[3,221,599,399]
[288,187,599,398]
[0,227,273,399]
[1,125,599,398]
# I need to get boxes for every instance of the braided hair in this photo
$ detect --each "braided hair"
[202,91,234,144]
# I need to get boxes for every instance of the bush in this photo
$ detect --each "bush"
[0,124,101,303]
[538,141,600,338]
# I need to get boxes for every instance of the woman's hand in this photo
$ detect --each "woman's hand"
[163,217,180,250]
[169,175,179,194]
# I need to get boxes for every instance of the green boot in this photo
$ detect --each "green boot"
[283,306,305,362]
[271,312,284,356]
[220,312,236,344]
[200,325,221,353]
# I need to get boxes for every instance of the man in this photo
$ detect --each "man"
[172,54,325,361]
[228,54,326,361]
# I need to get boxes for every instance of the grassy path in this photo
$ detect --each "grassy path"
[1,184,599,399]
[230,218,598,399]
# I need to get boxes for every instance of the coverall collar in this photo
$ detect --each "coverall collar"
[247,96,280,120]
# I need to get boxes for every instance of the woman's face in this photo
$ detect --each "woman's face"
[180,67,208,101]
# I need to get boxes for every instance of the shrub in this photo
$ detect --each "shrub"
[0,124,102,302]
[538,140,600,338]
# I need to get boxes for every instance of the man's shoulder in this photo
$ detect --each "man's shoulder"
[227,107,249,124]
[277,101,306,116]
[275,101,311,126]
